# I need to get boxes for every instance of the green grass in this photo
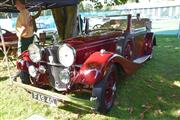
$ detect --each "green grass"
[0,35,180,120]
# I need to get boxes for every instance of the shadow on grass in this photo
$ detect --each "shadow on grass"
[58,92,92,115]
[0,76,8,82]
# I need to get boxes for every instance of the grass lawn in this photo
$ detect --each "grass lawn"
[0,35,180,120]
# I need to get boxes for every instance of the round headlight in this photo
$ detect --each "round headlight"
[58,44,76,67]
[28,44,42,63]
[59,69,70,84]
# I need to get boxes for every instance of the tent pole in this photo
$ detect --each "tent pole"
[0,26,12,83]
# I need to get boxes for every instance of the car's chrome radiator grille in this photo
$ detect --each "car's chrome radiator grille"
[46,46,67,91]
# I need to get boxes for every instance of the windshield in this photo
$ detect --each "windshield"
[87,15,128,31]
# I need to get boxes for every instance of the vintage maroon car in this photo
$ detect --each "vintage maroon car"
[0,29,18,42]
[15,14,156,113]
[0,29,18,56]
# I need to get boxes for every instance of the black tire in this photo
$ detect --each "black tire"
[149,37,156,59]
[92,64,117,114]
[19,71,31,84]
[153,36,157,46]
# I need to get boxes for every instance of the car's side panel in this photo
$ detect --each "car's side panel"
[74,52,113,85]
[133,28,146,57]
[143,32,155,55]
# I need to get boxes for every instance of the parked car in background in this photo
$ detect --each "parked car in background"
[0,29,18,42]
[35,22,56,39]
[15,14,156,114]
[0,29,18,58]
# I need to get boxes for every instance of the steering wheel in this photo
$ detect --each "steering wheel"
[93,24,102,29]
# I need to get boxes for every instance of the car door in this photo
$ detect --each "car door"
[132,20,147,58]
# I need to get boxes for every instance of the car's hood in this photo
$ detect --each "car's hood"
[63,31,124,49]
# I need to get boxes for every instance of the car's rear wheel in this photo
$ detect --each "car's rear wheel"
[92,64,117,114]
[123,41,133,60]
[144,38,153,59]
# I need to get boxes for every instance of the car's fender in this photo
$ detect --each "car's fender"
[75,51,143,85]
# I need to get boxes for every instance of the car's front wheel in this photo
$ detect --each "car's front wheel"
[144,38,153,55]
[92,64,117,114]
[19,71,31,84]
[144,38,154,59]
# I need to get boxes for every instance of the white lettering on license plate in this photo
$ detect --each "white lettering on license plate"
[32,92,57,106]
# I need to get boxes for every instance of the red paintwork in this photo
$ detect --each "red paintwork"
[73,51,142,85]
[16,51,31,71]
[35,73,50,87]
[65,31,122,64]
[73,52,113,85]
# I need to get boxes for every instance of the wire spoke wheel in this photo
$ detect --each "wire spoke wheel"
[92,65,117,114]
[104,67,117,109]
[144,39,153,55]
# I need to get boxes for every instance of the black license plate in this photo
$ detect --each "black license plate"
[32,92,57,106]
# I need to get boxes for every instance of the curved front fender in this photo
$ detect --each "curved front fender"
[77,52,113,85]
[74,51,144,85]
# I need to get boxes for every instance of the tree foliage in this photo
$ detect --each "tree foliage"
[88,0,128,9]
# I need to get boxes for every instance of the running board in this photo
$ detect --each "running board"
[133,55,151,64]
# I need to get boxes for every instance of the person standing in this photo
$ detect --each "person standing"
[12,0,41,82]
[15,0,34,56]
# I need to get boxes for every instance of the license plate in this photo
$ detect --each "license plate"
[32,92,57,106]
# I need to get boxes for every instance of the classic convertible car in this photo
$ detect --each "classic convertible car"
[0,29,18,42]
[0,29,18,56]
[15,14,156,113]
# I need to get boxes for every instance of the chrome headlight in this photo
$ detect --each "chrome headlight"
[59,69,70,84]
[58,44,76,67]
[28,44,42,63]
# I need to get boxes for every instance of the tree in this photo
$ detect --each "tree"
[52,6,77,40]
[51,0,127,40]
